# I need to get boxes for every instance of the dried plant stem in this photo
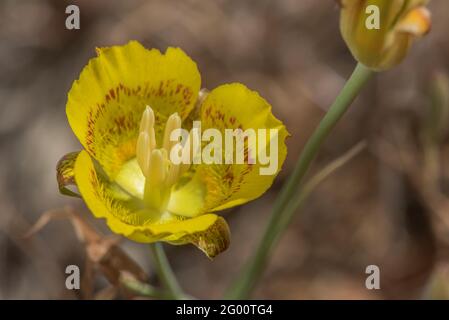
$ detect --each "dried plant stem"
[226,63,375,299]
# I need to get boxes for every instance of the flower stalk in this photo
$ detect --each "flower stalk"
[225,63,375,299]
[149,243,186,300]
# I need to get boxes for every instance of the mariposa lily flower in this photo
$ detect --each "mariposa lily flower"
[339,0,431,70]
[57,41,288,258]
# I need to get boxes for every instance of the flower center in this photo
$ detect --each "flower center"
[136,106,193,213]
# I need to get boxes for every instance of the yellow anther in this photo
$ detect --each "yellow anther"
[137,106,157,177]
[163,112,182,152]
[179,127,201,177]
[139,105,155,133]
[136,132,150,176]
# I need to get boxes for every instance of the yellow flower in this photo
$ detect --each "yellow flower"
[57,41,289,258]
[339,0,431,70]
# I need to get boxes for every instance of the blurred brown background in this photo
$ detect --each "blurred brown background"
[1,0,449,299]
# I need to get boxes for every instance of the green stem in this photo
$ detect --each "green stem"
[121,274,170,299]
[275,141,366,236]
[225,63,375,299]
[149,243,186,300]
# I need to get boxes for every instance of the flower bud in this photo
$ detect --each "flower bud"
[339,0,431,71]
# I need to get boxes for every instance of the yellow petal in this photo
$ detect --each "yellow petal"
[141,214,230,259]
[74,150,229,257]
[74,150,142,231]
[396,6,431,36]
[67,41,201,179]
[168,83,289,217]
[56,151,81,197]
[171,216,230,259]
[401,0,430,13]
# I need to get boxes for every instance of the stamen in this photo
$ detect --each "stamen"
[149,149,166,185]
[137,106,156,177]
[137,106,195,210]
[166,162,180,186]
[136,132,150,176]
[179,127,201,177]
[139,105,155,133]
[163,112,182,151]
